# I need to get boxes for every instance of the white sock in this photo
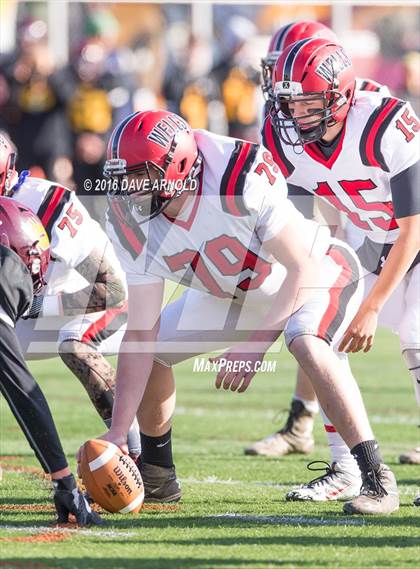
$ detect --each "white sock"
[293,395,319,415]
[319,406,360,476]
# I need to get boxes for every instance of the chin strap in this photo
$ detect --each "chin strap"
[10,170,30,194]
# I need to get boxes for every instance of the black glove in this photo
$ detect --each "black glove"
[53,474,103,526]
[22,294,44,319]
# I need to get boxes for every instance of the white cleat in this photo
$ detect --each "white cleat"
[286,461,361,502]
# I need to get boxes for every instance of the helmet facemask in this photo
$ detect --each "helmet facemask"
[271,82,349,149]
[105,135,202,226]
[106,160,171,223]
[26,240,49,294]
[260,54,278,101]
[0,232,49,294]
[0,148,17,197]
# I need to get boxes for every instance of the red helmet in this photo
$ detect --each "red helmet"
[261,21,338,99]
[0,132,17,196]
[0,197,50,293]
[270,37,355,146]
[104,110,202,223]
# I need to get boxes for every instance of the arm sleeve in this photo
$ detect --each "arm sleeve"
[390,161,420,218]
[0,320,68,474]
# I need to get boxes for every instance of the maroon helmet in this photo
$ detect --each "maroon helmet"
[0,197,50,293]
[0,132,17,196]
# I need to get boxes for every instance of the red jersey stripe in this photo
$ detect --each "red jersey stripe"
[39,186,67,229]
[365,99,399,169]
[317,248,352,341]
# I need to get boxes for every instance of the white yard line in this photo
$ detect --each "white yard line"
[175,407,419,425]
[180,476,288,489]
[180,477,418,495]
[209,514,366,526]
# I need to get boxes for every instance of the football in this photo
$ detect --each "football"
[79,439,144,514]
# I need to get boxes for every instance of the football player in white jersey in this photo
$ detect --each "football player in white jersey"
[248,21,394,465]
[0,132,141,457]
[87,109,401,515]
[261,21,389,121]
[262,38,419,503]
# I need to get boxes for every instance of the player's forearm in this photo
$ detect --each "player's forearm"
[25,277,126,318]
[363,231,419,313]
[109,331,156,438]
[62,247,126,315]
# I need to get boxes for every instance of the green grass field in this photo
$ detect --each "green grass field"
[0,329,419,569]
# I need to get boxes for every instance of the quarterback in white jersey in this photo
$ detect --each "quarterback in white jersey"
[264,38,420,484]
[247,20,397,471]
[88,109,400,515]
[0,132,141,457]
[263,40,420,367]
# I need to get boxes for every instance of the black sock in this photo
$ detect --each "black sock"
[351,440,382,475]
[140,429,173,468]
[52,474,76,492]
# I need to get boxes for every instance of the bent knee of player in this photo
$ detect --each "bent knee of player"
[58,338,97,362]
[288,334,319,361]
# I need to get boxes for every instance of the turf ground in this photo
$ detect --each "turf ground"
[0,328,419,569]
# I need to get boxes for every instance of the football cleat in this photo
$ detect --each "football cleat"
[286,461,361,502]
[137,460,181,503]
[399,447,420,465]
[53,475,103,525]
[244,400,315,457]
[343,464,399,515]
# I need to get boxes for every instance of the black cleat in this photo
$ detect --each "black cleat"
[137,461,181,503]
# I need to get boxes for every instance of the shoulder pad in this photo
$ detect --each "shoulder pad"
[220,140,258,216]
[359,97,406,172]
[261,118,295,178]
